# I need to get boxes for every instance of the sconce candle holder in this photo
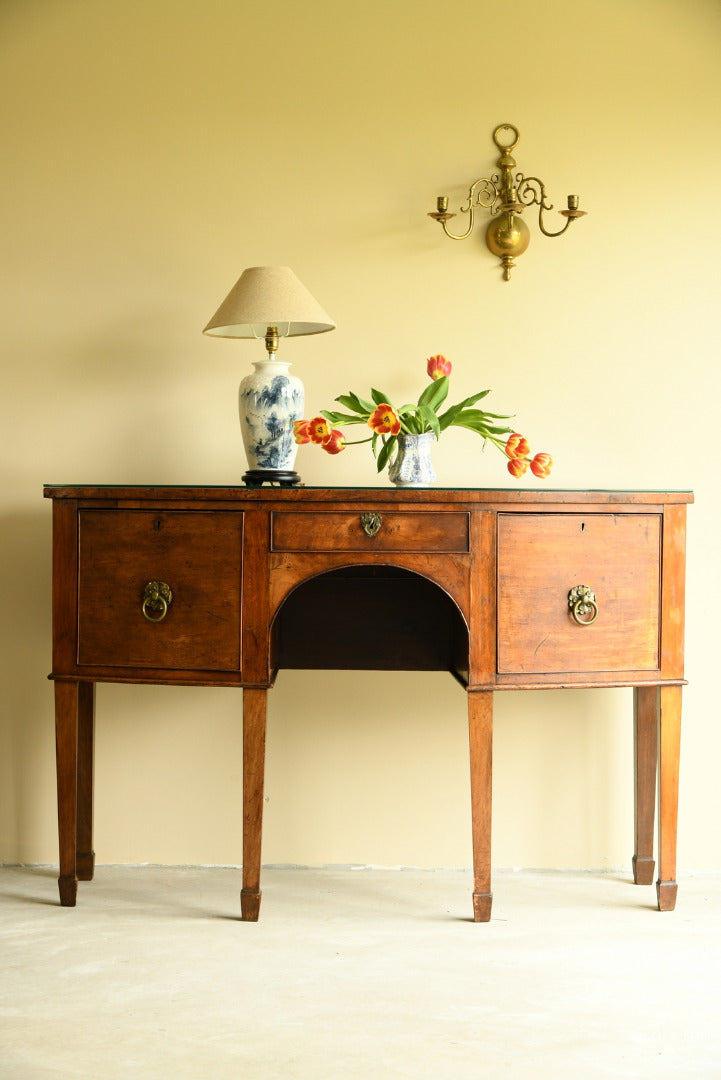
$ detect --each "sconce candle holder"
[429,123,586,281]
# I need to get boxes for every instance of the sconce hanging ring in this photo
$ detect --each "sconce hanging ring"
[492,123,520,153]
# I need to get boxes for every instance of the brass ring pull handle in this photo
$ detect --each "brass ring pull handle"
[360,512,383,539]
[142,580,173,623]
[568,585,598,626]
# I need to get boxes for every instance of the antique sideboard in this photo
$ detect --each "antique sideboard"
[44,485,692,921]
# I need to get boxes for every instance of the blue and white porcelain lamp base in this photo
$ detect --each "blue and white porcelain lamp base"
[239,358,304,487]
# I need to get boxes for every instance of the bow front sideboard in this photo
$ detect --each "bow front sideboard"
[44,485,692,921]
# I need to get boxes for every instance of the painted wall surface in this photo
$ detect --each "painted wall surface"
[1,0,719,871]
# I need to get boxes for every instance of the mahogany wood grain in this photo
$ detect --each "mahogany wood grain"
[657,684,682,911]
[77,510,243,672]
[241,688,267,921]
[44,486,692,920]
[660,504,688,680]
[44,485,693,507]
[241,508,272,686]
[468,511,496,688]
[493,672,680,691]
[468,691,493,922]
[76,681,96,881]
[497,514,661,675]
[633,686,658,886]
[51,499,79,675]
[271,510,469,552]
[54,680,79,906]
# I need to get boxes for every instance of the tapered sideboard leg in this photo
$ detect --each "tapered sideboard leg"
[54,680,79,907]
[657,685,682,911]
[76,681,96,881]
[468,690,493,922]
[241,688,267,921]
[633,686,658,886]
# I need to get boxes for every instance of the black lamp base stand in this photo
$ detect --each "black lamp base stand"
[242,470,302,488]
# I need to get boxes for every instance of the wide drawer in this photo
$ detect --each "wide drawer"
[77,510,243,671]
[497,513,661,674]
[271,510,469,552]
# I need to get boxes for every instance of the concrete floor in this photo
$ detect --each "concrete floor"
[2,866,720,1080]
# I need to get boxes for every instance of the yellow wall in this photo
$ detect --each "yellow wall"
[2,0,719,871]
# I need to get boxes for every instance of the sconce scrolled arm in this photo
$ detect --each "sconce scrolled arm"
[462,177,499,215]
[438,204,475,241]
[515,175,552,211]
[517,176,574,238]
[537,210,575,239]
[432,177,499,240]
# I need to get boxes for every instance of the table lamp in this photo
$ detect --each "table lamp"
[203,266,335,486]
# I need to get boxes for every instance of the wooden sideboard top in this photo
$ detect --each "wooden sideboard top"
[43,485,694,505]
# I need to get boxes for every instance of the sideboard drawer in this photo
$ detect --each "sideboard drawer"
[77,510,243,671]
[271,510,469,553]
[497,514,661,674]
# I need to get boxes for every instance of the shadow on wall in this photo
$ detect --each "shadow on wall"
[492,686,633,868]
[0,509,56,863]
[12,311,240,491]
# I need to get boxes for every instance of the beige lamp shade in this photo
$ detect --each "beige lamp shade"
[203,266,336,338]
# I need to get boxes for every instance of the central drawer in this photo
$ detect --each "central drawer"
[271,510,469,553]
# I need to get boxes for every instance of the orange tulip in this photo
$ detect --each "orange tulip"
[308,416,332,444]
[505,433,530,459]
[530,452,553,479]
[322,429,346,455]
[507,456,529,478]
[368,404,401,436]
[293,420,312,444]
[427,354,452,380]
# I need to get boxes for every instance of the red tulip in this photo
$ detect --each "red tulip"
[427,354,452,380]
[530,452,553,479]
[322,429,346,455]
[507,456,529,478]
[308,416,332,444]
[368,404,401,436]
[505,433,530,459]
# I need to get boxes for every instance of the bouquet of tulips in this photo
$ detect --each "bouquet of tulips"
[294,355,552,479]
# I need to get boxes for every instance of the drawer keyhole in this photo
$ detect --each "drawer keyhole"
[360,512,383,538]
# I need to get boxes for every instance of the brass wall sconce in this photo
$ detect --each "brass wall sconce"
[428,123,586,281]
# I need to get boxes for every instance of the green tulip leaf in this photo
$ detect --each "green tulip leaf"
[376,435,397,472]
[321,409,367,425]
[417,375,449,411]
[417,404,441,439]
[371,388,394,408]
[335,392,374,415]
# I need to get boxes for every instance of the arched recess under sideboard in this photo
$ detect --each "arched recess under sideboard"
[269,564,470,685]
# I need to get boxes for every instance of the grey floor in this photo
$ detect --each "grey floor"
[2,866,720,1080]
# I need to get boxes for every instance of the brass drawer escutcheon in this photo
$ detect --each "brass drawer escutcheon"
[360,512,383,538]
